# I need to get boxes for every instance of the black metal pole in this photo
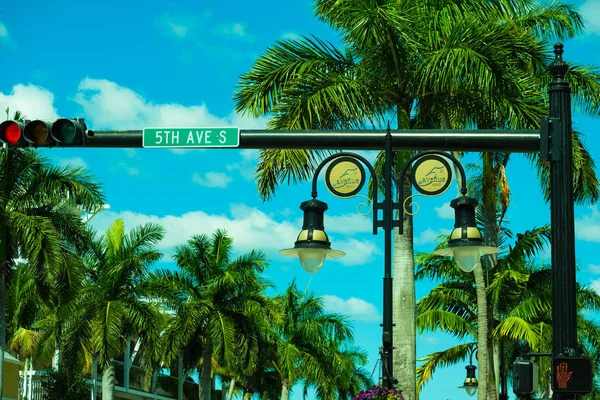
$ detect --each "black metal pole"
[83,129,541,152]
[0,146,9,400]
[548,43,577,399]
[382,128,394,389]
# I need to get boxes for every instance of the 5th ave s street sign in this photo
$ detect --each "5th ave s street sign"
[142,127,240,148]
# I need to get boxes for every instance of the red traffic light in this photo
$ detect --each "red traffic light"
[24,120,53,146]
[0,120,27,146]
[552,356,593,394]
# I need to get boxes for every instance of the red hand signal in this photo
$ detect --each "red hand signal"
[556,362,573,389]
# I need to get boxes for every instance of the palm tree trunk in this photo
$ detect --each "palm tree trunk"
[227,378,236,400]
[281,379,290,400]
[199,345,212,400]
[102,362,116,400]
[393,177,415,400]
[482,152,498,400]
[492,304,501,400]
[474,263,489,400]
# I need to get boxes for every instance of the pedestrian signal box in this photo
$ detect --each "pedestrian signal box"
[552,356,593,394]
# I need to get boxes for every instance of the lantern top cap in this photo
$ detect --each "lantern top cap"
[550,42,568,79]
[300,198,328,211]
[450,195,477,208]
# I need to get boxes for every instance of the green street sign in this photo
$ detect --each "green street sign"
[142,127,240,148]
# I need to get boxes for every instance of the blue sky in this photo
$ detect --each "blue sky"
[1,1,600,399]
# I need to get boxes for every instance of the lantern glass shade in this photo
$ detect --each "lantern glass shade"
[280,246,345,274]
[452,246,482,273]
[465,386,477,397]
[298,248,327,274]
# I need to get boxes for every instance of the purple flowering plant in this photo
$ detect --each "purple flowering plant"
[352,386,404,400]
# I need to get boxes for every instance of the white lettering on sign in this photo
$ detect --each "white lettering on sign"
[154,130,181,145]
[186,130,217,145]
[142,127,239,148]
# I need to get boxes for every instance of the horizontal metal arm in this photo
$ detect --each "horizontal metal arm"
[85,129,541,152]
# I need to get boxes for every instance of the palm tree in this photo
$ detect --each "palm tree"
[414,225,600,397]
[0,110,104,396]
[145,229,273,400]
[234,2,599,399]
[305,344,372,400]
[269,280,356,400]
[67,219,165,400]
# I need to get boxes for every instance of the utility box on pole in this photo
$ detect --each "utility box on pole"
[513,360,539,395]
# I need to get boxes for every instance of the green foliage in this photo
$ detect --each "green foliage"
[41,369,89,400]
[415,224,600,395]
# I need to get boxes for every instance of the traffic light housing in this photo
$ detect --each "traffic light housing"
[0,120,28,147]
[552,356,593,394]
[0,118,87,147]
[24,120,53,146]
[513,360,538,395]
[51,118,86,145]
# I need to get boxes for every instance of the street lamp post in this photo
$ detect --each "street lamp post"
[279,43,581,397]
[281,128,498,390]
[548,44,578,373]
[0,43,582,398]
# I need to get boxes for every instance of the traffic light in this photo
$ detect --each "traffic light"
[0,118,87,147]
[552,356,593,394]
[0,120,28,147]
[513,360,538,395]
[24,120,53,146]
[51,118,86,145]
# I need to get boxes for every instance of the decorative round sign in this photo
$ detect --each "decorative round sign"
[324,157,366,198]
[411,155,453,196]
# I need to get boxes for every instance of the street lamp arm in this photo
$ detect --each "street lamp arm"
[310,151,380,234]
[396,150,468,235]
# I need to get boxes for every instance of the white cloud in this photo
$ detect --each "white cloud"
[232,23,246,37]
[589,264,600,274]
[279,208,294,217]
[58,157,87,169]
[166,21,189,38]
[334,237,381,266]
[74,78,269,133]
[226,149,260,180]
[420,336,441,345]
[322,295,380,322]
[124,148,137,158]
[281,32,300,40]
[89,204,377,267]
[89,204,300,257]
[192,171,233,188]
[414,228,447,245]
[0,22,8,38]
[325,213,373,235]
[111,161,139,176]
[581,0,600,35]
[591,278,600,295]
[0,84,59,120]
[434,202,454,220]
[75,78,228,130]
[215,22,254,40]
[575,206,600,242]
[158,13,202,39]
